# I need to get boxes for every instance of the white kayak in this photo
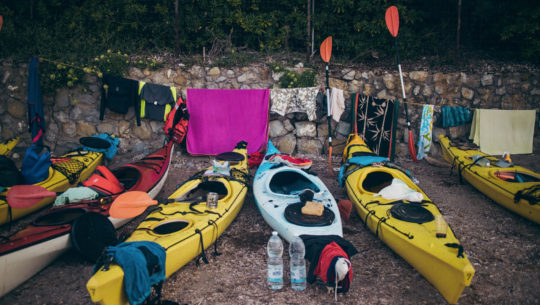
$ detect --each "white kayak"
[253,141,342,243]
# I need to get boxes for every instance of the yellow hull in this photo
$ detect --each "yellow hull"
[0,150,103,225]
[439,135,540,224]
[87,145,249,305]
[343,134,474,304]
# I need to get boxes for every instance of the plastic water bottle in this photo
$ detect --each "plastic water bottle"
[472,155,490,167]
[267,231,283,290]
[289,235,307,291]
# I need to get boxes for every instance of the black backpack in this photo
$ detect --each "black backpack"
[0,155,23,187]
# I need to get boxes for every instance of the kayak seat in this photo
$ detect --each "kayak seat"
[362,171,394,193]
[113,167,142,190]
[284,202,335,227]
[33,208,87,226]
[269,171,320,195]
[176,181,228,202]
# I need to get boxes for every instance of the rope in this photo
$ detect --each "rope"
[195,229,209,266]
[514,185,540,205]
[208,219,222,256]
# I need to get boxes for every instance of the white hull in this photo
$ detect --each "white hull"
[253,165,342,244]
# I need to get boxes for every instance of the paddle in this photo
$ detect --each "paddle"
[0,15,3,32]
[109,190,215,219]
[6,185,56,209]
[320,36,334,174]
[385,6,418,162]
[109,191,158,219]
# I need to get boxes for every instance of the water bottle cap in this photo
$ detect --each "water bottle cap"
[272,231,278,236]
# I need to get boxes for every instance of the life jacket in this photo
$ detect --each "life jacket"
[162,96,189,144]
[313,241,353,293]
[82,165,124,195]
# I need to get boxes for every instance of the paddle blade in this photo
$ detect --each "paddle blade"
[7,185,56,209]
[320,36,333,63]
[0,15,3,32]
[109,191,158,219]
[385,6,399,37]
[408,130,418,162]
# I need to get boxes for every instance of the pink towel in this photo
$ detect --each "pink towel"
[186,89,270,155]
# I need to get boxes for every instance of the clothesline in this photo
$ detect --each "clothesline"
[36,57,521,113]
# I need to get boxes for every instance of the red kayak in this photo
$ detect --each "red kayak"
[0,141,175,298]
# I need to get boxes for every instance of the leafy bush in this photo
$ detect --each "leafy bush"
[278,69,317,88]
[133,56,164,71]
[91,50,130,77]
[40,60,86,94]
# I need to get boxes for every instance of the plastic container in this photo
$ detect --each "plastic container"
[435,214,447,238]
[267,231,284,290]
[289,235,307,291]
[472,155,490,167]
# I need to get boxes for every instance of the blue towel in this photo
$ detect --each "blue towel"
[81,133,120,160]
[97,241,166,305]
[338,156,388,187]
[441,106,471,128]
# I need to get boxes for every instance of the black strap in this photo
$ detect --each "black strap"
[514,185,540,205]
[445,243,465,258]
[195,229,209,266]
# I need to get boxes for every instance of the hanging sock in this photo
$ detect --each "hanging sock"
[416,104,434,160]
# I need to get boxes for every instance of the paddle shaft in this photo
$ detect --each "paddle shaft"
[393,37,417,161]
[325,63,332,148]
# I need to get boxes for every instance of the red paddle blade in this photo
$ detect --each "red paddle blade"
[7,185,56,209]
[0,15,3,32]
[385,6,399,37]
[320,36,333,63]
[109,191,158,219]
[408,131,418,162]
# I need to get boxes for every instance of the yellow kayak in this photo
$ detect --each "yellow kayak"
[439,135,540,224]
[0,149,103,225]
[341,134,474,304]
[0,137,19,156]
[87,142,249,305]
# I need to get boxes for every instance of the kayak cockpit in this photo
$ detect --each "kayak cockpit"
[362,171,394,193]
[269,170,320,195]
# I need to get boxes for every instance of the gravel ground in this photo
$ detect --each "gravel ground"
[1,137,539,305]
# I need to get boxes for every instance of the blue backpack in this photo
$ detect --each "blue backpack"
[21,144,51,184]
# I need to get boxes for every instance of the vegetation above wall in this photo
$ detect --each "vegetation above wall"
[1,1,538,92]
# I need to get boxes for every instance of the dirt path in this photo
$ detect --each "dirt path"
[1,143,539,305]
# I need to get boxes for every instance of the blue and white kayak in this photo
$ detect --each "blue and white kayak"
[253,141,343,243]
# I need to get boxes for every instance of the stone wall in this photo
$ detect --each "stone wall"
[1,58,538,160]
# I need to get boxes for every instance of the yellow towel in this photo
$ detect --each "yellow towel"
[469,109,536,154]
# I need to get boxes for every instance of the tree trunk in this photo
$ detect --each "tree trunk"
[456,0,462,52]
[307,0,311,61]
[174,0,180,56]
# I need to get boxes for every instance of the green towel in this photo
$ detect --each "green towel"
[469,109,536,154]
[54,186,99,206]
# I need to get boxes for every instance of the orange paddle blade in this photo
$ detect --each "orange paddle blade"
[385,6,399,37]
[109,191,158,219]
[320,36,333,63]
[7,185,56,209]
